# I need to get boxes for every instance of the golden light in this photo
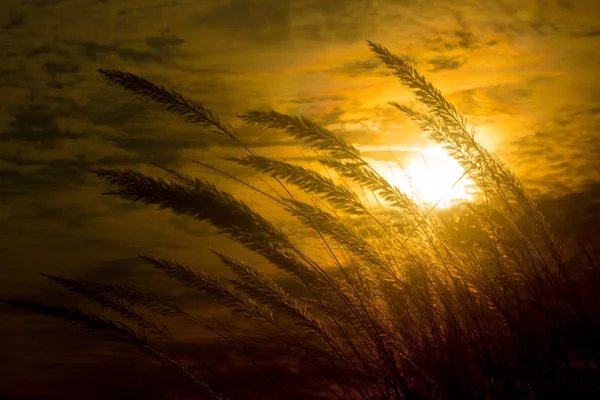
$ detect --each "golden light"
[373,147,475,208]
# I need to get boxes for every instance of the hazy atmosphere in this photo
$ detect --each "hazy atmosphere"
[1,0,600,399]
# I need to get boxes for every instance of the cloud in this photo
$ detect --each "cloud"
[144,34,185,50]
[284,94,346,104]
[1,136,132,164]
[1,0,598,250]
[428,55,467,71]
[44,61,80,76]
[499,103,600,196]
[337,58,382,77]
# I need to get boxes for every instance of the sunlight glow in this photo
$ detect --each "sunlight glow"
[374,147,475,208]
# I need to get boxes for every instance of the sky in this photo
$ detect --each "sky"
[1,0,600,398]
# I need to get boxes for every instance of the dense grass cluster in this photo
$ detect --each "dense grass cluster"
[4,41,600,399]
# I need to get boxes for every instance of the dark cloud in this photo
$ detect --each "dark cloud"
[319,107,346,125]
[19,202,106,228]
[428,55,467,71]
[324,55,413,78]
[572,27,600,37]
[1,104,84,142]
[455,29,478,49]
[339,58,382,77]
[145,34,185,50]
[27,45,71,58]
[110,134,210,166]
[501,104,600,195]
[427,29,487,52]
[114,47,157,63]
[0,164,88,198]
[284,94,346,104]
[0,100,209,200]
[82,256,155,282]
[76,41,115,61]
[44,61,79,76]
[0,103,136,199]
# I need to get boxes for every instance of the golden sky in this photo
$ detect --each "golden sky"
[1,0,600,397]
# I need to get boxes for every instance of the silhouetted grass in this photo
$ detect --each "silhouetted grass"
[3,40,599,400]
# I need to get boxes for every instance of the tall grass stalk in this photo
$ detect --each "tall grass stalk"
[4,41,599,399]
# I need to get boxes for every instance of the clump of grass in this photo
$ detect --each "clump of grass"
[4,41,600,400]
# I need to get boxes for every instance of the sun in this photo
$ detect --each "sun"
[375,147,475,208]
